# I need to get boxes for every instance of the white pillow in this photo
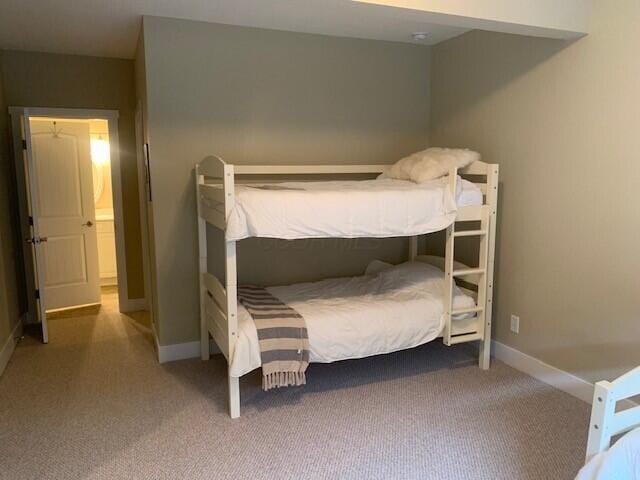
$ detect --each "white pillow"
[386,147,480,184]
[364,259,393,276]
[414,254,470,272]
[363,257,477,320]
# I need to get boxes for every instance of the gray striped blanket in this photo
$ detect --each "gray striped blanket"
[238,286,309,391]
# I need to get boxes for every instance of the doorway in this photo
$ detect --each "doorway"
[9,107,132,343]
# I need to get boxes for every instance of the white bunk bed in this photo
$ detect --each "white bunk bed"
[577,366,640,479]
[195,157,499,418]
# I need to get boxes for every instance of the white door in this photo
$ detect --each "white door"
[26,118,101,312]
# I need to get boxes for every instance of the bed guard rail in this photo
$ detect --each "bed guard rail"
[586,366,640,461]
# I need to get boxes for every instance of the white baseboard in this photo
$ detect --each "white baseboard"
[492,341,638,409]
[492,340,597,404]
[157,340,200,363]
[120,297,148,313]
[0,319,23,377]
[153,329,221,364]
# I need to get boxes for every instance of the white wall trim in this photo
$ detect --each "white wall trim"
[0,319,23,377]
[492,341,594,403]
[157,340,200,364]
[152,321,161,362]
[156,341,221,364]
[493,341,640,408]
[154,332,220,364]
[120,298,148,313]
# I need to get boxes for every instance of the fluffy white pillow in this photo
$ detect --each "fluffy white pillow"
[364,259,393,276]
[363,256,477,320]
[414,255,470,272]
[386,147,480,184]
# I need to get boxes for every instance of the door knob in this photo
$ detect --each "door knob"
[83,221,94,227]
[25,236,48,244]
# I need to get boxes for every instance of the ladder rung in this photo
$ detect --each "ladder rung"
[448,332,483,345]
[452,306,484,315]
[454,229,487,238]
[453,268,485,277]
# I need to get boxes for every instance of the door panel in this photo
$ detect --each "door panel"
[29,119,101,310]
[32,134,84,218]
[42,235,88,286]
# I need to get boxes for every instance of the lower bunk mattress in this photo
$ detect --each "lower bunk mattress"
[229,259,478,377]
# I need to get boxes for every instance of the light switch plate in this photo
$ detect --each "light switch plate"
[510,314,520,334]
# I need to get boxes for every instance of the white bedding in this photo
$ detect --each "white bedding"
[225,177,482,241]
[576,427,640,479]
[229,261,477,377]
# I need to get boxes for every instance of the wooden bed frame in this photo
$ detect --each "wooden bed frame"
[586,366,640,461]
[195,157,499,418]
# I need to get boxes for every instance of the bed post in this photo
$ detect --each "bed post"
[408,237,418,260]
[478,164,499,369]
[442,168,459,344]
[586,381,616,461]
[195,165,210,361]
[223,164,240,419]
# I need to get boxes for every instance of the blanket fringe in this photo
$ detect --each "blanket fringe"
[263,371,306,391]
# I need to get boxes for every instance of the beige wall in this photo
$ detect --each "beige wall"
[0,51,23,358]
[0,50,145,300]
[140,16,431,345]
[430,1,640,383]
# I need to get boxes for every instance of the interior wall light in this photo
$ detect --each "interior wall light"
[91,135,110,166]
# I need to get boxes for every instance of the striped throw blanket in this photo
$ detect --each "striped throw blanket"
[238,286,309,391]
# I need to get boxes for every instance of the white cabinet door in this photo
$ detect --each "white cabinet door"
[28,119,101,311]
[96,220,118,283]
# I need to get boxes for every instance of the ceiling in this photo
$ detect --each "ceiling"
[0,0,468,59]
[0,0,590,60]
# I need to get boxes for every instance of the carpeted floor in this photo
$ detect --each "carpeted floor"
[0,291,590,480]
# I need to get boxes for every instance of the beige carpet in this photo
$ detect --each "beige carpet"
[0,292,590,479]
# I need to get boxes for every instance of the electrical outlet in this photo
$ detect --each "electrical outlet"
[510,314,520,334]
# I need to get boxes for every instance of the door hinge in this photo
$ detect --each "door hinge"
[35,289,40,299]
[22,139,27,150]
[28,216,34,226]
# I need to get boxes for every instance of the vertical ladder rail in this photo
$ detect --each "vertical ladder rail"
[223,164,241,419]
[474,208,490,362]
[195,165,210,361]
[442,168,458,345]
[479,165,499,369]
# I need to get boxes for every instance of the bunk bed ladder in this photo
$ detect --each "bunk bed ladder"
[443,165,499,370]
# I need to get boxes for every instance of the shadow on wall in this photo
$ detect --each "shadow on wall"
[3,115,29,317]
[206,225,409,286]
[431,31,576,132]
[535,340,640,385]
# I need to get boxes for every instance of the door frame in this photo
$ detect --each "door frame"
[8,106,135,318]
[134,102,153,321]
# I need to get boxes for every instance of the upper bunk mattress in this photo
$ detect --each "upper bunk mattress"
[225,177,482,241]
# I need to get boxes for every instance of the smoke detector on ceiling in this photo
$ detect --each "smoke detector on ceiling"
[411,32,428,41]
